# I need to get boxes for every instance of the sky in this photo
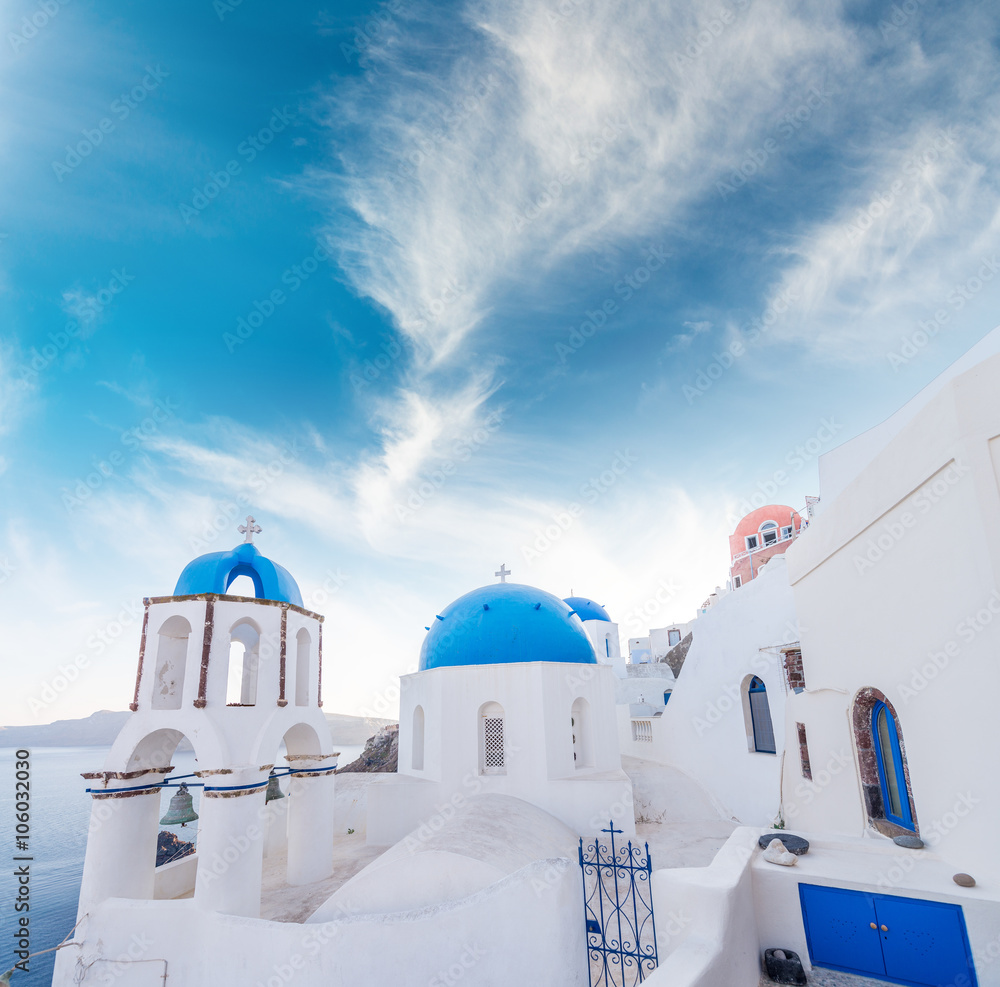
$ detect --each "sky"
[1,0,999,726]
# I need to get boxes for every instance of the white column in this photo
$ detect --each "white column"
[284,754,338,886]
[77,769,167,917]
[193,766,269,917]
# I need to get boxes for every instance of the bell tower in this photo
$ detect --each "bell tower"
[76,518,337,919]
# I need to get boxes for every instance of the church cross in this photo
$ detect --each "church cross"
[239,515,262,544]
[495,563,511,583]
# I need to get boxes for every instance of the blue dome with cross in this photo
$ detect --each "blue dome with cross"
[419,577,597,671]
[172,516,303,607]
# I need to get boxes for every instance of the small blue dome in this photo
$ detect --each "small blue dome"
[173,542,303,607]
[420,583,597,670]
[563,596,611,622]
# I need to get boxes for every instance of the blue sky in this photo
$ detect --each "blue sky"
[2,0,999,725]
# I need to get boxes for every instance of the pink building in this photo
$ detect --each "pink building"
[728,504,804,588]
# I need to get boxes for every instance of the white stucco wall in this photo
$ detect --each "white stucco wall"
[369,661,633,844]
[621,558,796,825]
[785,352,1000,881]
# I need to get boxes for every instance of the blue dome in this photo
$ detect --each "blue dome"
[173,542,303,607]
[420,583,598,670]
[563,596,611,622]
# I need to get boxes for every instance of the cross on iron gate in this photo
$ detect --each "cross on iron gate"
[579,821,658,986]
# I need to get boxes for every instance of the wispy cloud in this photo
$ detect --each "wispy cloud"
[756,18,1000,361]
[321,0,852,366]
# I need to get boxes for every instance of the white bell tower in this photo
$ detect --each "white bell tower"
[75,518,337,921]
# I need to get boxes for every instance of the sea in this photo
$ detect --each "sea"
[0,744,363,986]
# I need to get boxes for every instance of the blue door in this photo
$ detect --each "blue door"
[876,895,978,987]
[799,884,977,987]
[799,885,886,977]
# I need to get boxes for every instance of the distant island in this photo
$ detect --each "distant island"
[0,709,397,748]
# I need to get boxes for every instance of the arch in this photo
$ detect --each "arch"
[227,618,261,706]
[151,615,191,710]
[412,705,425,771]
[295,628,311,707]
[478,701,506,775]
[852,688,917,834]
[742,675,776,754]
[759,520,779,547]
[125,728,189,772]
[282,721,324,758]
[571,696,594,769]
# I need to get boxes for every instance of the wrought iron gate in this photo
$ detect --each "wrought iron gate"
[578,822,658,986]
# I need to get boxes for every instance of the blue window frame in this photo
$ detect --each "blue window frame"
[748,676,776,754]
[872,701,913,830]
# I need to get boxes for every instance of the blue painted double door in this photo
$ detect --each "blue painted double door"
[799,884,977,986]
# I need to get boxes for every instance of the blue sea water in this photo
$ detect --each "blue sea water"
[0,744,362,985]
[0,747,107,987]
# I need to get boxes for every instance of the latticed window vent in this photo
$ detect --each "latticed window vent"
[483,717,505,767]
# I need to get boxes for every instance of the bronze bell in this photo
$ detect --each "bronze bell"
[265,770,285,802]
[159,783,198,827]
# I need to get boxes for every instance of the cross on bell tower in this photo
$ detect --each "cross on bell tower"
[495,563,511,583]
[239,515,262,544]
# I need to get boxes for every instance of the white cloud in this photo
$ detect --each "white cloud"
[755,25,1000,361]
[323,0,852,367]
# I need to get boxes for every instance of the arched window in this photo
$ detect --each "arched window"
[571,697,593,768]
[759,520,778,547]
[151,615,190,710]
[294,628,310,707]
[605,636,611,658]
[852,689,917,835]
[873,701,913,830]
[745,676,776,754]
[227,619,260,706]
[479,701,506,775]
[412,705,425,771]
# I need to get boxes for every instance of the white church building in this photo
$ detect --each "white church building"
[50,331,1000,987]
